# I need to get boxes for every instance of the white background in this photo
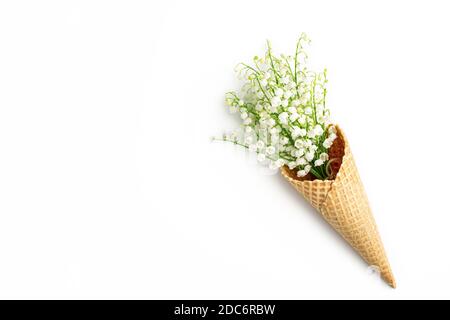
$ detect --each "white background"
[0,0,449,299]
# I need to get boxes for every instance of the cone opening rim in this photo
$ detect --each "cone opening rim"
[281,124,349,184]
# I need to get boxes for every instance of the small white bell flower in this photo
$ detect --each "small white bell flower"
[323,139,332,148]
[275,159,285,168]
[320,153,329,161]
[305,151,315,162]
[297,170,307,177]
[288,161,297,170]
[288,106,297,114]
[275,88,284,96]
[296,157,307,165]
[278,112,289,124]
[314,124,324,136]
[271,96,281,107]
[266,146,276,155]
[289,113,299,122]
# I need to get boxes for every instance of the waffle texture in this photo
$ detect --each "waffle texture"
[281,125,395,287]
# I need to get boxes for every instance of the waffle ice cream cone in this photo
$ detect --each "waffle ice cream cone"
[281,125,395,287]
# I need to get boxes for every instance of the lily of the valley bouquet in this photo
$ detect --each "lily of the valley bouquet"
[216,34,395,287]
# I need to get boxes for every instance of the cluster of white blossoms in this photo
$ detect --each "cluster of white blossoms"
[218,34,338,180]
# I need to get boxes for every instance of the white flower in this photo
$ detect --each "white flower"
[284,90,293,99]
[297,170,307,177]
[320,153,329,161]
[305,151,315,162]
[266,146,276,155]
[304,139,312,147]
[291,126,301,138]
[267,118,276,127]
[328,133,337,141]
[323,115,331,125]
[271,96,281,107]
[289,113,299,122]
[288,106,297,114]
[222,37,333,180]
[257,153,266,162]
[300,94,308,104]
[287,81,296,90]
[304,107,312,115]
[275,159,285,168]
[278,112,289,124]
[297,115,306,124]
[288,161,297,170]
[269,104,278,113]
[317,116,325,124]
[293,149,304,157]
[296,157,307,165]
[314,124,324,136]
[323,139,332,148]
[292,99,300,107]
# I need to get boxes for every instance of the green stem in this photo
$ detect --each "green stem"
[310,167,326,180]
[266,40,280,84]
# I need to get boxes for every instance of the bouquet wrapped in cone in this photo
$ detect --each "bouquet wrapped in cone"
[215,34,395,287]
